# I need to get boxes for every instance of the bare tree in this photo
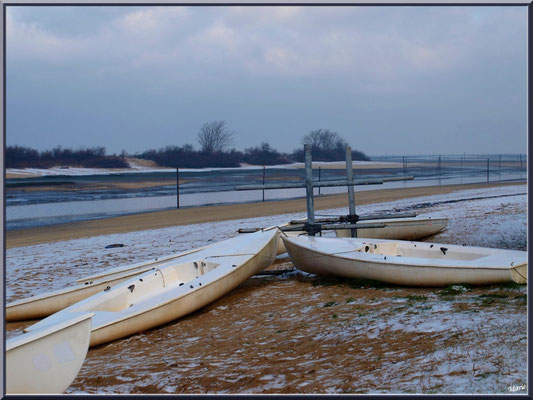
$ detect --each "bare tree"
[301,128,347,151]
[197,121,235,153]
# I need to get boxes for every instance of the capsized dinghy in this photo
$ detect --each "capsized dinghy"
[6,312,93,394]
[282,235,527,286]
[6,245,210,321]
[26,229,279,347]
[334,216,448,240]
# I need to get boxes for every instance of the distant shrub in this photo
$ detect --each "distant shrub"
[6,146,129,169]
[243,142,292,165]
[135,145,243,168]
[292,128,370,162]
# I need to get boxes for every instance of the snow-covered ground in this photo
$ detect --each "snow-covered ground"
[5,184,527,395]
[6,184,526,303]
[6,160,400,177]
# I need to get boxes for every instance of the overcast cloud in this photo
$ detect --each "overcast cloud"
[6,6,527,155]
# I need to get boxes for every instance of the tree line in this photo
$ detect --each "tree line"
[6,146,129,169]
[6,121,369,169]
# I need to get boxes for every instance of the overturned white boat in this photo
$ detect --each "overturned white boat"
[6,312,93,394]
[6,245,210,321]
[282,235,527,287]
[334,216,448,240]
[26,230,279,347]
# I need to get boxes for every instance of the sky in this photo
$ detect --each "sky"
[6,5,527,156]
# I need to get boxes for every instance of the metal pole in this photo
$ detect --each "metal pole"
[345,147,357,238]
[176,168,180,209]
[304,144,315,235]
[487,158,490,182]
[520,153,523,168]
[262,165,265,202]
[318,166,321,195]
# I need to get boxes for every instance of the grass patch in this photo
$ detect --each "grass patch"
[311,276,392,289]
[323,301,337,307]
[479,297,495,306]
[332,314,338,319]
[406,295,428,302]
[345,297,355,303]
[516,294,527,302]
[492,281,525,290]
[478,293,509,299]
[438,284,470,297]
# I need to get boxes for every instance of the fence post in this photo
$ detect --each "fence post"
[262,165,265,202]
[176,168,180,209]
[304,145,315,235]
[345,147,357,238]
[403,156,406,174]
[520,153,523,169]
[318,166,321,195]
[486,158,490,182]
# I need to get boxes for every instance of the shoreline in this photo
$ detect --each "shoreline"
[6,181,525,249]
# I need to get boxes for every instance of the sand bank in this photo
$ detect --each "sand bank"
[6,181,524,249]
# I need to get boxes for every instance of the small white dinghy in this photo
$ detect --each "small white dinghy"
[6,245,210,321]
[6,312,93,394]
[282,235,527,287]
[334,216,448,240]
[25,229,279,347]
[274,216,448,255]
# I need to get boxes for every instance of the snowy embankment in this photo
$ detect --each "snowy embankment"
[6,160,399,177]
[6,184,526,303]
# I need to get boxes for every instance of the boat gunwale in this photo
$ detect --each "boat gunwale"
[6,266,157,308]
[88,229,279,332]
[282,236,526,271]
[6,312,94,351]
[77,244,210,283]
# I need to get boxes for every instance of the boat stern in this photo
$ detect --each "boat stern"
[511,263,528,284]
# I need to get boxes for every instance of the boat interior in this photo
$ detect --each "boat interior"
[354,242,488,261]
[79,260,221,313]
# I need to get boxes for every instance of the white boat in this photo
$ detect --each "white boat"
[6,245,209,321]
[282,235,527,287]
[274,216,448,255]
[25,229,279,347]
[6,312,93,394]
[335,216,448,240]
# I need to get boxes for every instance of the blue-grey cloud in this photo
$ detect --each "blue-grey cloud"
[6,6,526,155]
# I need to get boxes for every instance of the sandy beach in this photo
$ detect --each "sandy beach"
[5,182,527,394]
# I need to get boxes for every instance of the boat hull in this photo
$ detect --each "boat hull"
[26,230,279,347]
[6,272,151,321]
[283,236,527,287]
[7,246,209,321]
[89,231,278,347]
[275,217,448,255]
[6,313,93,394]
[335,217,448,240]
